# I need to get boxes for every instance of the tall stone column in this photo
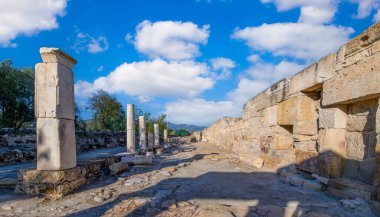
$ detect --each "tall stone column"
[35,47,76,171]
[163,129,168,143]
[126,104,136,153]
[139,116,147,150]
[154,124,160,147]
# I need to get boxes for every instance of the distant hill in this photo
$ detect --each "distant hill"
[168,122,206,132]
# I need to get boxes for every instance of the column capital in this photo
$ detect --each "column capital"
[40,47,77,68]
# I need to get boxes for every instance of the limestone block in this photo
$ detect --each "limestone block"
[295,150,318,173]
[289,53,336,95]
[315,153,344,178]
[358,157,376,184]
[318,129,346,156]
[347,100,377,132]
[327,177,374,200]
[345,22,380,57]
[296,95,318,122]
[263,105,277,127]
[271,134,293,150]
[319,105,347,129]
[37,118,76,170]
[277,98,297,125]
[35,63,75,119]
[294,141,317,151]
[322,52,380,106]
[344,158,360,179]
[109,161,129,175]
[293,121,318,136]
[346,131,376,160]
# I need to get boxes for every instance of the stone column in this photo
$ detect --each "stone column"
[163,129,168,143]
[126,104,136,153]
[35,47,76,171]
[154,124,160,147]
[148,133,154,149]
[139,116,147,150]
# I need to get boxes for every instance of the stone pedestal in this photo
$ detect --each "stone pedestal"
[154,124,160,147]
[35,47,76,171]
[139,116,147,150]
[126,104,136,153]
[163,129,168,143]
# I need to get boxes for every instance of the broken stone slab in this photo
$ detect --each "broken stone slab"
[108,161,129,175]
[0,177,18,188]
[121,155,153,165]
[303,180,322,192]
[253,158,264,169]
[150,189,173,207]
[124,177,145,186]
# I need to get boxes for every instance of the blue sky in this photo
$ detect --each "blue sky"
[0,0,379,126]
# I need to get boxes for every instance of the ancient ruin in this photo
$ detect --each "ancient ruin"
[203,22,380,202]
[2,21,380,217]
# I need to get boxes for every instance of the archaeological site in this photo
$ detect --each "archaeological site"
[4,1,380,217]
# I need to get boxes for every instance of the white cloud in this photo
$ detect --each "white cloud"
[261,0,337,24]
[165,98,238,126]
[97,65,104,72]
[164,59,304,126]
[350,0,380,21]
[0,0,67,47]
[137,95,153,103]
[72,32,109,54]
[232,23,354,61]
[133,20,210,60]
[247,54,261,63]
[88,36,109,53]
[75,59,214,98]
[210,57,236,79]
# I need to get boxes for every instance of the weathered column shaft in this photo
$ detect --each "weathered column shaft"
[35,47,77,171]
[163,129,168,143]
[148,132,154,148]
[154,124,160,147]
[126,104,136,153]
[139,116,147,150]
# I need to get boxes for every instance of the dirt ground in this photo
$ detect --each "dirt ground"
[0,142,376,217]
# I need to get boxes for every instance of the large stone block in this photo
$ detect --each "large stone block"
[315,153,344,178]
[271,134,293,150]
[319,105,347,129]
[263,105,277,127]
[346,99,377,132]
[293,121,318,136]
[35,63,75,119]
[277,97,297,125]
[346,131,377,160]
[294,141,317,151]
[318,129,346,156]
[37,118,76,170]
[295,150,318,173]
[322,52,380,106]
[289,53,336,95]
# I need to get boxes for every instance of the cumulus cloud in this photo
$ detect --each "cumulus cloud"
[261,0,338,24]
[164,98,238,126]
[75,59,214,98]
[232,23,354,61]
[133,20,210,60]
[72,32,109,54]
[0,0,67,47]
[164,58,305,126]
[210,57,236,79]
[88,36,109,53]
[350,0,380,21]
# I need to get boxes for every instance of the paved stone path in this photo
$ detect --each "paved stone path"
[0,142,376,217]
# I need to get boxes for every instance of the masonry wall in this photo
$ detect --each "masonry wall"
[203,22,380,198]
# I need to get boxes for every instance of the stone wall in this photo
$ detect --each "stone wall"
[0,128,126,165]
[203,22,380,200]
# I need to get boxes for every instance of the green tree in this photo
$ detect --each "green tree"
[146,113,167,134]
[0,60,34,128]
[88,90,125,132]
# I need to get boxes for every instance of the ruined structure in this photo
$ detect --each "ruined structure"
[126,104,136,153]
[154,123,160,147]
[35,48,77,171]
[163,129,168,143]
[139,116,147,150]
[203,22,380,201]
